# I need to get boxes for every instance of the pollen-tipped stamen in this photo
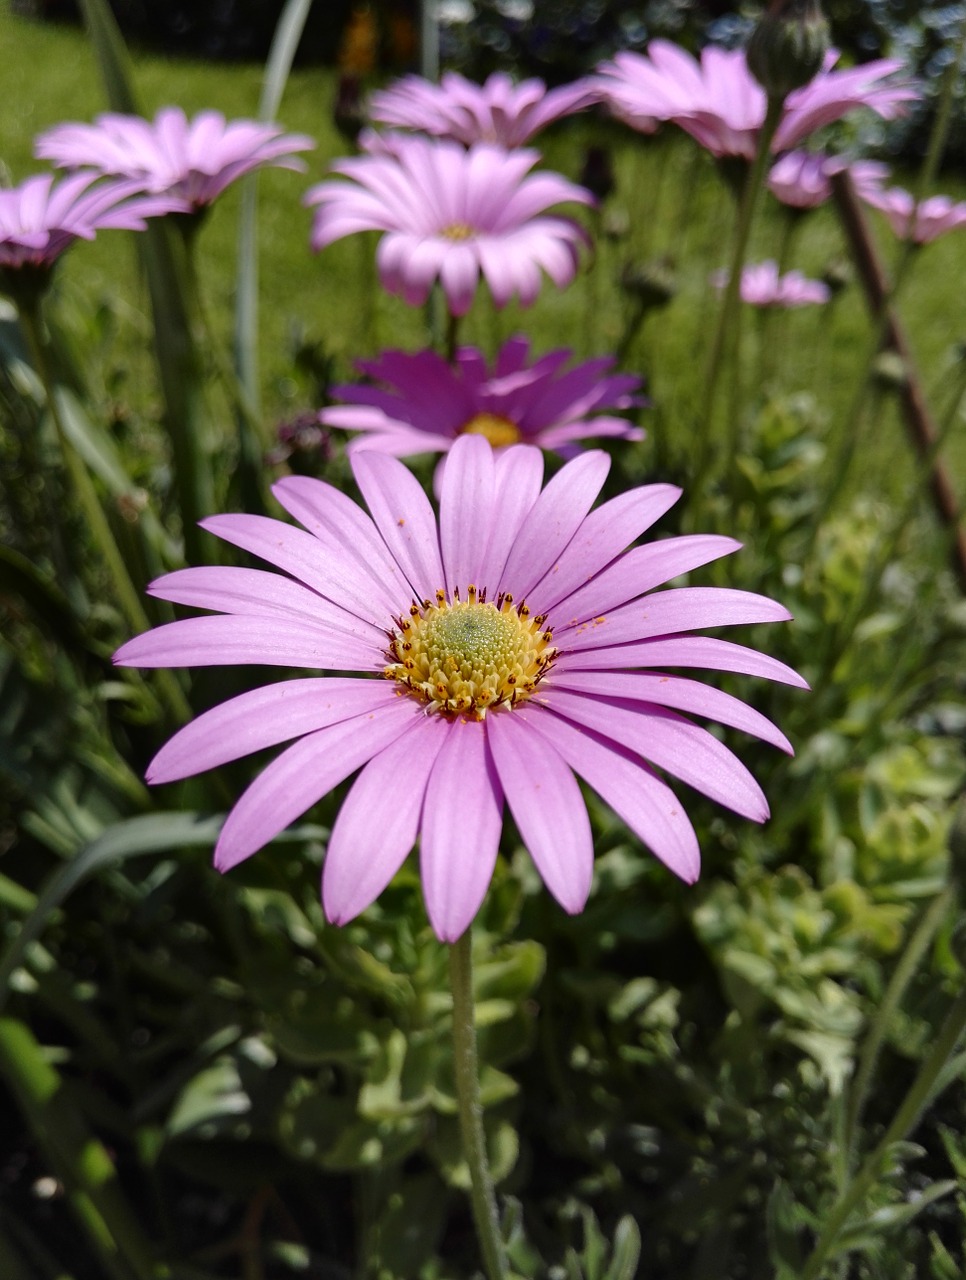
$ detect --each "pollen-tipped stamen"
[385,589,556,719]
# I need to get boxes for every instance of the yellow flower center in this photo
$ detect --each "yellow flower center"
[385,587,556,720]
[459,411,521,448]
[441,221,476,241]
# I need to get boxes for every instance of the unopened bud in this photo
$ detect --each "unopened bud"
[746,0,830,101]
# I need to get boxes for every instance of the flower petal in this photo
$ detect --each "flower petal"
[322,715,448,924]
[556,634,809,687]
[214,695,422,871]
[114,614,377,672]
[552,535,741,628]
[420,718,503,941]
[440,434,496,592]
[498,449,611,599]
[487,709,593,913]
[352,449,446,602]
[557,586,792,650]
[517,703,700,882]
[530,484,682,612]
[545,669,792,752]
[147,678,395,783]
[540,688,769,821]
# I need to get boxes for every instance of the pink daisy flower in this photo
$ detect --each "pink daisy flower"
[115,434,805,942]
[368,70,597,147]
[321,337,645,465]
[305,134,593,316]
[767,150,889,210]
[596,41,916,161]
[713,260,830,307]
[0,171,186,275]
[35,107,315,211]
[860,185,966,244]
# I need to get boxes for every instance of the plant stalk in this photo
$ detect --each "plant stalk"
[695,94,783,485]
[448,930,508,1280]
[802,983,966,1280]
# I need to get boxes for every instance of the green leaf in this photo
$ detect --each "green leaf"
[0,811,224,1013]
[0,1016,161,1280]
[604,1216,642,1280]
[766,1179,810,1277]
[832,1180,959,1256]
[77,0,215,563]
[166,1057,252,1139]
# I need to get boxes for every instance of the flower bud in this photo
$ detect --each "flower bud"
[746,0,831,101]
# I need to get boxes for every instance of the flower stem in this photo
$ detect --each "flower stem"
[19,302,152,640]
[694,95,783,488]
[801,983,966,1280]
[19,299,191,724]
[447,930,508,1280]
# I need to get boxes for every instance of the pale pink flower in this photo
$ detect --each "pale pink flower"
[596,41,916,161]
[368,70,597,147]
[767,150,889,209]
[0,171,186,273]
[305,135,593,316]
[713,260,830,307]
[321,337,645,465]
[36,107,315,211]
[860,185,966,244]
[115,435,804,942]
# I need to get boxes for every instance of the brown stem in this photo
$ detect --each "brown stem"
[830,170,966,591]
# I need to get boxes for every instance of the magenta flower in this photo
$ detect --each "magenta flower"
[368,70,597,147]
[860,185,966,244]
[305,135,593,316]
[596,40,916,161]
[321,337,645,466]
[713,260,830,307]
[0,171,185,275]
[35,107,315,211]
[767,150,889,210]
[115,435,804,942]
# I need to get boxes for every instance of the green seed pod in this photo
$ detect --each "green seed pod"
[746,0,831,101]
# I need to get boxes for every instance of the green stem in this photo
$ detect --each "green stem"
[19,301,151,639]
[19,300,192,726]
[695,95,783,486]
[444,311,462,364]
[802,983,966,1280]
[448,931,508,1280]
[841,885,955,1179]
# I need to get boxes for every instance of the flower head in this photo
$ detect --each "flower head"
[36,107,315,211]
[767,149,889,209]
[0,171,185,294]
[115,435,805,942]
[305,134,593,315]
[860,184,966,244]
[713,259,831,307]
[596,40,916,161]
[321,337,645,466]
[368,70,597,147]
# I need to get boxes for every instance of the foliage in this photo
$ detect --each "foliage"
[1,2,966,1279]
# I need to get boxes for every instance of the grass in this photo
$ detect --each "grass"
[1,4,964,505]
